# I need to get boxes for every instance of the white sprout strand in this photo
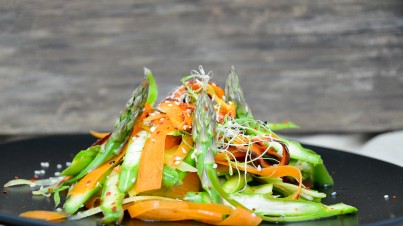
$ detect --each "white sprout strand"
[216,120,253,192]
[190,65,212,90]
[247,137,280,164]
[216,118,285,171]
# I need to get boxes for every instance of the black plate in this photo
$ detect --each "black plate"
[0,135,402,226]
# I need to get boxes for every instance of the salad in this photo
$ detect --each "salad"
[4,66,357,225]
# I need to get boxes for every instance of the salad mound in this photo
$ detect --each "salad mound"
[4,66,357,225]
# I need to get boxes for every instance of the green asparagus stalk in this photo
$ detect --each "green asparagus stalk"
[63,175,107,215]
[313,163,334,187]
[266,121,300,131]
[118,130,149,192]
[230,193,357,222]
[192,91,246,208]
[225,66,253,119]
[222,173,252,194]
[100,166,125,224]
[144,67,158,106]
[241,184,273,195]
[67,76,149,184]
[61,145,100,176]
[184,191,214,204]
[271,181,326,202]
[161,166,180,188]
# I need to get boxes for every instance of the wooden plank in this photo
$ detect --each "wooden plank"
[0,0,402,134]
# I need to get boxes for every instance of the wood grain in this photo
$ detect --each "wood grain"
[0,0,402,134]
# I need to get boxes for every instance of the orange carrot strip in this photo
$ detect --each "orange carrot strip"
[214,150,246,162]
[165,135,182,150]
[134,118,174,193]
[20,211,67,222]
[208,82,225,99]
[89,130,110,139]
[159,101,193,131]
[143,113,165,122]
[138,172,200,199]
[127,200,261,226]
[165,172,200,199]
[215,97,236,115]
[132,104,153,134]
[127,199,188,219]
[218,206,262,226]
[128,200,226,223]
[216,161,302,199]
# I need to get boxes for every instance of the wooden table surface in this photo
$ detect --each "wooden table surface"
[0,0,402,135]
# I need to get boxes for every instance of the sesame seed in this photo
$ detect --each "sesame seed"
[174,160,181,165]
[331,191,338,196]
[174,156,182,161]
[213,164,218,168]
[54,172,60,176]
[384,195,389,200]
[150,126,156,132]
[40,162,49,168]
[168,104,173,107]
[66,162,72,166]
[56,164,62,169]
[257,165,262,171]
[151,139,156,142]
[182,148,187,153]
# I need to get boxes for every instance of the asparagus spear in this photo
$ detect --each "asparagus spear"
[99,166,125,224]
[64,176,106,215]
[192,91,246,208]
[144,67,158,106]
[118,130,149,192]
[67,76,149,183]
[230,193,357,222]
[61,145,100,176]
[225,66,253,119]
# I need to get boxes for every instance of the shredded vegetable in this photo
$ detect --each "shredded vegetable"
[4,66,357,225]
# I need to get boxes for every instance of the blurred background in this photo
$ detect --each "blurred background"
[0,0,402,166]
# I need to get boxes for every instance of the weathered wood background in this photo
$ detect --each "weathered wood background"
[0,0,402,135]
